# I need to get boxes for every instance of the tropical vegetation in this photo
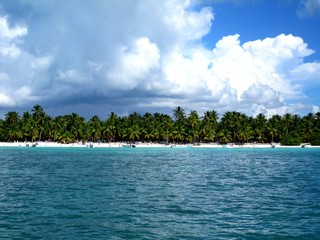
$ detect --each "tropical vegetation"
[0,105,319,145]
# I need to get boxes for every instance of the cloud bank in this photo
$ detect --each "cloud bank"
[0,0,319,117]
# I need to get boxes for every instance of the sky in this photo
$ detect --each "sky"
[0,0,319,119]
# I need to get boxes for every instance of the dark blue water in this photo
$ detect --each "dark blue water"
[0,147,319,239]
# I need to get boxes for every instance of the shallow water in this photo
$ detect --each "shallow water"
[0,147,319,239]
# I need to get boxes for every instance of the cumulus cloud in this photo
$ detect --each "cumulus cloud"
[0,0,319,118]
[208,34,310,101]
[107,37,160,90]
[290,62,320,84]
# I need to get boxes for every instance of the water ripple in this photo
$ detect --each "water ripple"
[0,148,319,239]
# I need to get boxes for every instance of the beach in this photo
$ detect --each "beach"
[1,141,319,148]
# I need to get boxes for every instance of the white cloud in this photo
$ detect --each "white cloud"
[0,15,53,108]
[0,44,21,58]
[14,86,39,104]
[290,62,320,84]
[0,16,27,59]
[156,32,319,116]
[313,105,319,113]
[163,0,213,42]
[208,34,307,101]
[0,17,27,39]
[0,0,319,117]
[162,47,212,96]
[241,84,283,106]
[0,92,13,106]
[107,37,160,90]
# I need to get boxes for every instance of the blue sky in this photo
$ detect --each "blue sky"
[205,1,320,60]
[0,0,319,119]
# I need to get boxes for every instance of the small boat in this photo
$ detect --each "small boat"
[170,144,192,148]
[122,144,136,148]
[301,143,311,148]
[192,143,222,148]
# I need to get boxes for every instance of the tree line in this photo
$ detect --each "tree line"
[0,105,320,145]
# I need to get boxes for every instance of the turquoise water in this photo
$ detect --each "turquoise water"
[0,147,319,239]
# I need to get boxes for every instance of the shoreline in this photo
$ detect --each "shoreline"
[0,142,319,148]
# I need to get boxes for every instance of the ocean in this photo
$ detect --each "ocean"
[0,147,319,239]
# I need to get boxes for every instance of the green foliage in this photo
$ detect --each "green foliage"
[280,131,302,146]
[310,132,320,146]
[0,104,319,145]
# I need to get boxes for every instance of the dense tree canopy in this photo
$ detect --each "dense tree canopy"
[0,105,319,145]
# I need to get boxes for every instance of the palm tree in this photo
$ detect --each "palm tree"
[160,115,174,143]
[71,115,86,141]
[126,124,141,142]
[31,105,48,141]
[59,131,74,143]
[129,112,142,126]
[238,124,253,143]
[220,111,244,142]
[203,110,218,123]
[282,113,293,136]
[0,119,4,141]
[203,128,216,142]
[21,112,32,141]
[267,125,279,143]
[292,114,301,129]
[187,110,200,143]
[300,113,315,142]
[173,106,186,123]
[51,116,66,142]
[5,111,20,126]
[151,127,161,142]
[4,111,21,141]
[103,112,119,142]
[24,118,39,142]
[142,128,154,142]
[7,126,23,141]
[200,110,218,142]
[267,115,282,142]
[102,124,116,142]
[143,112,153,125]
[188,111,200,129]
[1,105,319,145]
[315,112,320,129]
[88,115,102,142]
[249,114,267,143]
[172,124,186,142]
[217,128,232,143]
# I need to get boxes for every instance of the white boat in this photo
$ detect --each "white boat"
[170,144,192,148]
[301,143,311,148]
[192,143,222,148]
[134,143,166,148]
[122,144,136,148]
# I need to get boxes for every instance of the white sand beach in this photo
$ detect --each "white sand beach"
[225,143,274,148]
[1,142,319,148]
